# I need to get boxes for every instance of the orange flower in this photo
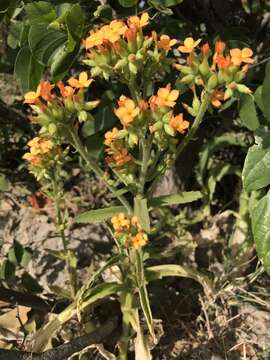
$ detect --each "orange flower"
[24,84,41,104]
[85,29,105,49]
[215,41,226,54]
[58,81,75,97]
[113,147,131,167]
[139,99,149,111]
[216,55,232,69]
[68,72,93,89]
[154,85,180,108]
[104,128,119,146]
[27,137,53,155]
[106,20,128,43]
[128,12,149,29]
[210,90,225,108]
[169,113,189,134]
[111,213,130,232]
[22,153,42,166]
[131,232,147,249]
[230,48,254,66]
[39,81,54,102]
[114,96,140,126]
[178,37,201,53]
[201,43,210,56]
[157,35,177,51]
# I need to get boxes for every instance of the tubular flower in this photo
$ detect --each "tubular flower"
[57,81,75,97]
[201,43,210,57]
[106,20,128,43]
[104,128,119,146]
[210,90,225,108]
[154,85,180,108]
[128,12,149,29]
[230,48,254,66]
[216,55,232,69]
[24,85,41,104]
[169,114,189,134]
[215,41,226,55]
[39,81,54,102]
[178,37,201,53]
[111,213,130,232]
[22,153,42,166]
[114,96,140,126]
[157,35,177,51]
[68,72,93,89]
[113,147,131,167]
[131,232,148,250]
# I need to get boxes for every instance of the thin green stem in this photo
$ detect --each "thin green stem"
[68,129,132,214]
[138,137,151,195]
[118,290,133,360]
[175,90,211,158]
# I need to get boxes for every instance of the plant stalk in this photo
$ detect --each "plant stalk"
[118,290,133,360]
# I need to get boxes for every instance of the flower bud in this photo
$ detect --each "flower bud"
[48,123,57,135]
[128,62,138,75]
[236,84,252,94]
[181,74,195,84]
[224,88,233,100]
[192,96,201,114]
[114,58,128,70]
[78,110,88,122]
[164,124,175,137]
[199,57,210,77]
[179,65,193,75]
[85,100,100,110]
[207,74,218,90]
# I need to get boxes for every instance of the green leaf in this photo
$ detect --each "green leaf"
[262,59,270,120]
[24,1,56,24]
[21,272,43,294]
[75,206,127,224]
[14,46,44,91]
[254,85,264,114]
[0,0,13,13]
[134,196,151,233]
[145,264,213,295]
[242,128,270,192]
[0,174,9,192]
[118,0,138,7]
[82,106,117,137]
[149,191,202,208]
[94,4,113,20]
[239,94,260,131]
[28,24,67,65]
[7,21,24,49]
[0,259,15,280]
[151,0,183,5]
[50,43,80,81]
[252,191,270,274]
[8,240,24,265]
[65,4,84,53]
[85,135,104,160]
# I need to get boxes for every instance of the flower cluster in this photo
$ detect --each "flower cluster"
[111,213,147,249]
[24,72,99,138]
[83,13,177,82]
[176,38,254,109]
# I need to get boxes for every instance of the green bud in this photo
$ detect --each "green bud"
[236,84,252,94]
[180,66,192,75]
[91,67,102,77]
[199,58,210,77]
[136,32,144,49]
[85,100,100,111]
[162,113,172,123]
[78,110,88,123]
[129,132,138,147]
[192,96,201,114]
[48,123,57,135]
[224,88,233,101]
[128,62,138,75]
[207,74,218,90]
[181,74,195,84]
[114,58,128,70]
[164,124,175,137]
[118,129,128,138]
[143,37,153,48]
[217,70,225,84]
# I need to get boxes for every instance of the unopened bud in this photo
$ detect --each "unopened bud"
[207,74,218,90]
[181,74,194,84]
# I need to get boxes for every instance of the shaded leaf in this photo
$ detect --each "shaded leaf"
[149,191,202,208]
[119,0,138,7]
[134,196,150,233]
[75,206,127,224]
[262,59,270,120]
[239,94,260,131]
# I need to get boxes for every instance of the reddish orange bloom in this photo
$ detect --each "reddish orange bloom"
[215,41,226,54]
[104,128,119,146]
[113,147,131,167]
[230,48,254,66]
[201,43,210,56]
[169,113,189,134]
[157,35,177,51]
[210,90,225,108]
[124,24,137,41]
[39,81,54,102]
[22,153,42,166]
[57,81,75,97]
[216,55,232,69]
[139,99,149,111]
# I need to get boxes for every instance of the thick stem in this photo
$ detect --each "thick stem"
[68,129,132,214]
[118,291,133,360]
[138,137,151,195]
[52,179,77,298]
[175,90,211,158]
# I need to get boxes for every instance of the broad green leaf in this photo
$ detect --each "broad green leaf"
[118,0,138,7]
[7,21,24,49]
[28,24,67,65]
[65,4,84,52]
[75,206,127,224]
[32,282,122,351]
[8,240,24,265]
[50,43,80,81]
[239,94,260,131]
[149,191,202,208]
[24,1,56,24]
[0,259,15,280]
[134,196,150,233]
[0,174,9,191]
[252,191,270,274]
[14,46,44,91]
[254,85,264,114]
[262,59,270,120]
[242,128,270,192]
[94,4,113,20]
[145,264,213,295]
[82,106,117,137]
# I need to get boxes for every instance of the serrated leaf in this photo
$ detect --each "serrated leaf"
[242,128,270,192]
[149,191,202,208]
[252,191,270,274]
[14,46,44,91]
[262,60,270,120]
[239,94,260,131]
[134,196,150,233]
[75,206,127,224]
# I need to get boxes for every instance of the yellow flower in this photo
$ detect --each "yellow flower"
[157,35,177,51]
[27,137,53,155]
[68,72,93,88]
[210,90,225,108]
[114,95,140,126]
[58,81,75,97]
[153,85,180,108]
[128,12,149,29]
[230,48,254,66]
[104,128,119,146]
[111,213,130,232]
[106,20,127,43]
[85,29,105,49]
[131,232,147,249]
[23,153,42,166]
[178,37,201,53]
[169,113,189,134]
[24,84,41,104]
